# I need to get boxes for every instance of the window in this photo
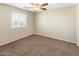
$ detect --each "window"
[11,12,26,28]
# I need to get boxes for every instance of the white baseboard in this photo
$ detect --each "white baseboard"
[35,32,76,44]
[0,33,77,46]
[0,33,34,46]
[76,42,79,46]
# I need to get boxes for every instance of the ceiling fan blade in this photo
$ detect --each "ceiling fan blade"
[41,3,48,6]
[24,7,34,8]
[41,8,47,10]
[30,3,35,5]
[30,3,39,6]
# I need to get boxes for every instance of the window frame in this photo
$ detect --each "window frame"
[11,11,27,28]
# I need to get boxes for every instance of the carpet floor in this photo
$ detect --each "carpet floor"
[0,34,79,56]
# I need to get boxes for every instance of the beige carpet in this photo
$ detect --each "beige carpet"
[0,34,79,56]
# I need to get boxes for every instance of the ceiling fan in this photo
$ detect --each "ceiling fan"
[24,3,48,11]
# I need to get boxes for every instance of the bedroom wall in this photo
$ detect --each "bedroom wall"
[76,4,79,46]
[0,4,35,46]
[35,5,76,43]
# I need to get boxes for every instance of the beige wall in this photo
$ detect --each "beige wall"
[35,5,76,43]
[0,4,35,46]
[77,4,79,46]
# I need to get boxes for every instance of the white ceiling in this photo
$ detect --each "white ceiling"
[47,3,75,9]
[6,3,75,13]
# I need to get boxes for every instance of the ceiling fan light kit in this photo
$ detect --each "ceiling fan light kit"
[31,3,48,11]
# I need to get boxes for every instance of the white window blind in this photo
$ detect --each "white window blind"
[11,12,26,28]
